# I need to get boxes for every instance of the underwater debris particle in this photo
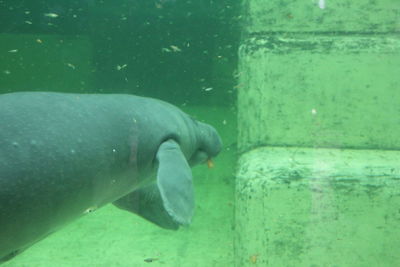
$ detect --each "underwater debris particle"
[44,13,59,18]
[144,258,158,263]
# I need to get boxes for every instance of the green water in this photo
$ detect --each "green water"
[1,0,399,266]
[0,1,237,266]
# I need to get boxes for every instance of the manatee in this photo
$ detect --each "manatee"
[0,92,222,263]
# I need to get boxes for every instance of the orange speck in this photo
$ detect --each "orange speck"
[207,159,214,168]
[249,254,258,264]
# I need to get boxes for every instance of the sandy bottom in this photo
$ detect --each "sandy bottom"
[3,106,236,267]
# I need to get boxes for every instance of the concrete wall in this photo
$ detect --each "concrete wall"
[238,34,400,151]
[236,1,400,266]
[236,147,400,267]
[243,0,399,33]
[238,1,400,152]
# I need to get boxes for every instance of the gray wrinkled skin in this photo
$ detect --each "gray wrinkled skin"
[0,92,222,263]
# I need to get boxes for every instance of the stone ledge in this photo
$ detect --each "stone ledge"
[242,0,400,33]
[235,146,400,266]
[238,34,400,151]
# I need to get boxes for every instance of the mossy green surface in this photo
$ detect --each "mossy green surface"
[242,0,400,33]
[238,34,400,151]
[236,147,400,267]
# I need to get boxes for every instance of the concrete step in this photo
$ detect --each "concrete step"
[235,146,400,267]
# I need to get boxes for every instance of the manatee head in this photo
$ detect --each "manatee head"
[189,121,222,166]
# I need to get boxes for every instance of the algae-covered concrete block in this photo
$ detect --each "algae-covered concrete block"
[235,146,400,267]
[0,34,93,93]
[242,0,400,33]
[238,34,400,151]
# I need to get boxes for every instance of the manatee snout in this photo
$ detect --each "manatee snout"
[188,123,222,166]
[201,123,223,157]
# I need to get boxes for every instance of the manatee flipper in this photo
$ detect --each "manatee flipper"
[113,185,180,230]
[113,139,194,228]
[155,139,194,225]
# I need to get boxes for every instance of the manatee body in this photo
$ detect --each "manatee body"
[0,92,222,263]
